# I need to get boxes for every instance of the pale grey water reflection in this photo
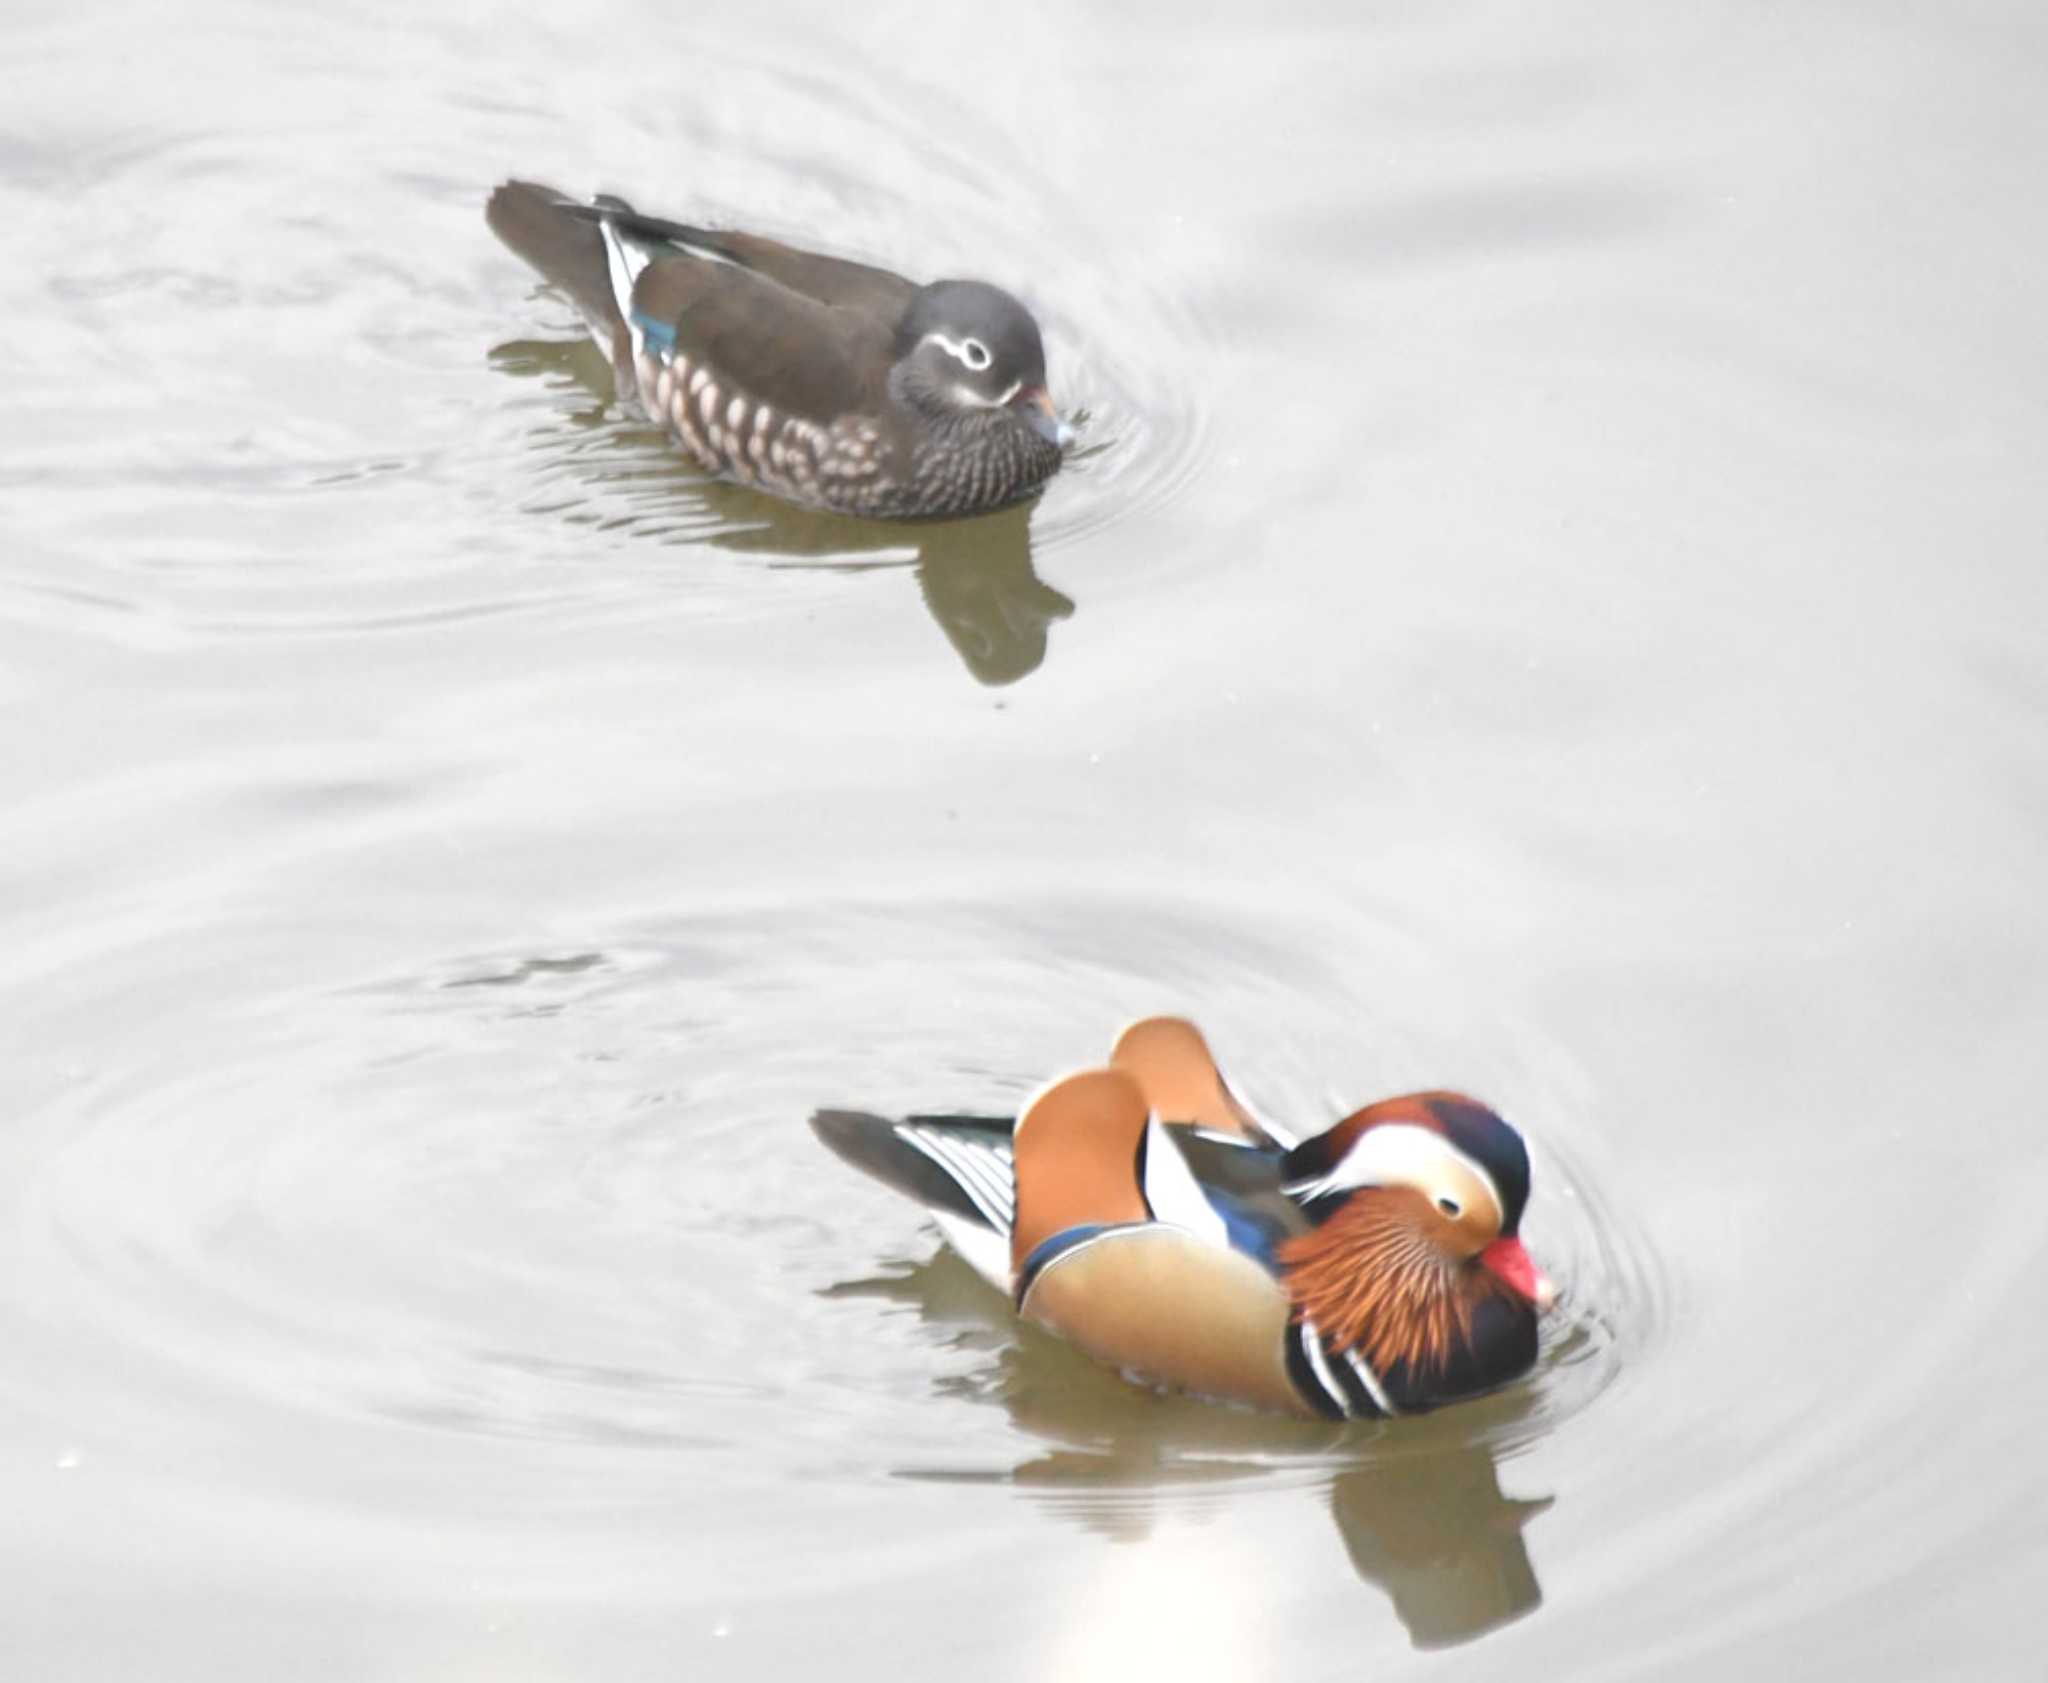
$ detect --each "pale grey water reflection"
[4,0,2047,1679]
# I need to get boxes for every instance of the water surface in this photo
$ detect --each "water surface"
[3,1,2045,1677]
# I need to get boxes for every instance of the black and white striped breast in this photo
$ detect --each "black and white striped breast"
[1284,1318,1397,1420]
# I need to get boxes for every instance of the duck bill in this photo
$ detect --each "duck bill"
[1010,384,1070,449]
[1479,1237,1557,1313]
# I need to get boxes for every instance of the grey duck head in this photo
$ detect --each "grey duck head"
[892,280,1068,449]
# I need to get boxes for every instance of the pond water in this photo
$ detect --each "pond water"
[4,1,2045,1676]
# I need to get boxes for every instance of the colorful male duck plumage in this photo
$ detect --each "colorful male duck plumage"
[813,1018,1556,1420]
[486,181,1068,519]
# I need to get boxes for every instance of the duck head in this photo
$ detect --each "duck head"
[892,279,1068,448]
[1277,1093,1555,1390]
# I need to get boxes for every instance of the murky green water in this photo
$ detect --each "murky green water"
[4,2,2045,1676]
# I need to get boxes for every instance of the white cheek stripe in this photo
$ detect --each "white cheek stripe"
[945,383,1036,414]
[1285,1122,1504,1231]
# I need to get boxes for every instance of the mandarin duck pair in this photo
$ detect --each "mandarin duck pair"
[487,197,1559,1416]
[815,1018,1555,1419]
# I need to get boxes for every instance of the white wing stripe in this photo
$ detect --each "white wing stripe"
[892,1127,1015,1229]
[596,218,651,361]
[1140,1118,1230,1249]
[931,1210,1012,1292]
[956,1141,1017,1220]
[917,1134,1015,1223]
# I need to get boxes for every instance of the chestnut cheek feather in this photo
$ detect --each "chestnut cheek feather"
[1277,1191,1468,1379]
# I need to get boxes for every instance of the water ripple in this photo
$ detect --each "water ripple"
[1,884,1654,1514]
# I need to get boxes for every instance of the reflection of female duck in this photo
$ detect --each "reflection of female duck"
[708,502,1073,687]
[913,507,1074,687]
[814,1017,1556,1420]
[484,338,1073,686]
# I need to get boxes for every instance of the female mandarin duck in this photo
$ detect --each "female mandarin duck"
[486,181,1068,519]
[813,1018,1557,1419]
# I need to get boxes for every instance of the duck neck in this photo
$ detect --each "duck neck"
[1277,1189,1530,1403]
[887,364,1061,512]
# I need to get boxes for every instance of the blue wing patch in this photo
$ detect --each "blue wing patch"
[631,310,677,355]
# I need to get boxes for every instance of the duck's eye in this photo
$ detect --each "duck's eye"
[959,337,992,371]
[1435,1195,1463,1218]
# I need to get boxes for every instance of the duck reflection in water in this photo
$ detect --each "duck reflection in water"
[488,335,1074,686]
[825,1248,1553,1651]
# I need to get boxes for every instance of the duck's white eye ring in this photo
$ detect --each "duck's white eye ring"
[1435,1194,1463,1218]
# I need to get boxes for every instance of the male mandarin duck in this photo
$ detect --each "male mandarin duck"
[813,1018,1557,1419]
[486,181,1069,519]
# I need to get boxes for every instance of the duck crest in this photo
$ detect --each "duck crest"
[1283,1091,1495,1190]
[1278,1187,1508,1381]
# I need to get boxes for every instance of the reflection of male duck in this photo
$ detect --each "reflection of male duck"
[826,1245,1552,1649]
[1326,1432,1552,1648]
[487,336,1073,686]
